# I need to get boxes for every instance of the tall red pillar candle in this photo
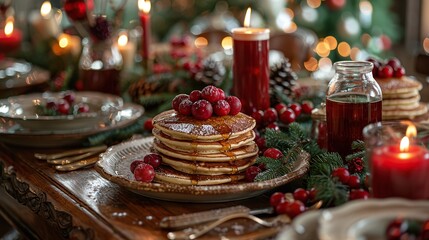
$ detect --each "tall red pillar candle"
[0,19,22,55]
[231,27,270,114]
[138,0,151,60]
[371,142,429,199]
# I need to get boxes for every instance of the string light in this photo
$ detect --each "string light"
[324,36,337,50]
[304,57,318,72]
[315,40,330,58]
[423,38,429,54]
[194,37,208,48]
[337,41,351,57]
[307,0,321,8]
[221,36,232,50]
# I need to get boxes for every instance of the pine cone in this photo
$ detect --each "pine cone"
[194,58,226,86]
[269,58,298,104]
[128,77,162,103]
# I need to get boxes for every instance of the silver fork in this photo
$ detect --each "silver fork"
[167,213,291,240]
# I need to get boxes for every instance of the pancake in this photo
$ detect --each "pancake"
[161,155,256,175]
[152,110,256,141]
[376,76,422,94]
[382,103,428,120]
[153,139,258,162]
[382,95,420,106]
[155,165,245,185]
[383,89,419,99]
[152,127,255,152]
[382,101,420,110]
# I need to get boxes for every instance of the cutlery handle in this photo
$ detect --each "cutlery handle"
[160,205,250,229]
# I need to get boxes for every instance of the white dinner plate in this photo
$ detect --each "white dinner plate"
[0,103,144,148]
[0,91,123,131]
[318,198,429,240]
[95,137,310,203]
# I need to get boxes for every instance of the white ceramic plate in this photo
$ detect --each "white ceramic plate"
[276,210,322,240]
[0,103,144,148]
[0,91,123,131]
[95,137,310,203]
[318,198,429,240]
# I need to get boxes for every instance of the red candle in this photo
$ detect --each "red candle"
[138,0,151,60]
[0,19,22,54]
[371,137,429,199]
[232,8,270,114]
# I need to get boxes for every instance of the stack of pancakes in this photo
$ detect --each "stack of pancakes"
[377,76,428,120]
[152,110,258,185]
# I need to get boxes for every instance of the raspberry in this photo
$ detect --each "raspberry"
[189,90,201,102]
[191,99,213,120]
[133,163,155,183]
[213,100,230,116]
[201,85,221,103]
[143,153,162,169]
[225,96,242,115]
[279,108,296,124]
[172,94,189,112]
[178,99,193,116]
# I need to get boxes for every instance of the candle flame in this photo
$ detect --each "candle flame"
[400,136,410,152]
[244,7,251,27]
[118,34,128,47]
[138,0,151,13]
[58,34,69,48]
[405,124,417,138]
[4,18,13,36]
[41,1,52,18]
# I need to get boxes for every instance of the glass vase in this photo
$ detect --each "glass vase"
[79,37,123,95]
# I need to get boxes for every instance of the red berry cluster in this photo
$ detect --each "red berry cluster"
[41,91,90,116]
[252,101,313,131]
[130,153,162,183]
[386,218,429,240]
[244,147,284,182]
[269,188,318,219]
[331,167,369,200]
[367,57,406,79]
[172,85,242,120]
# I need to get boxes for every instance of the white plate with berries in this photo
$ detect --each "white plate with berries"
[318,198,429,240]
[0,91,123,132]
[95,136,310,203]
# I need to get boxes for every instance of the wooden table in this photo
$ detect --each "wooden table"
[0,142,299,240]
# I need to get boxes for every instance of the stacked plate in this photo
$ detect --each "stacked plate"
[276,198,429,240]
[0,91,144,147]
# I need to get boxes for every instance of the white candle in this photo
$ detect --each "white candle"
[116,32,136,70]
[29,1,61,42]
[53,33,81,58]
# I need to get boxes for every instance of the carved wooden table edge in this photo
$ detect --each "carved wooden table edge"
[0,160,95,240]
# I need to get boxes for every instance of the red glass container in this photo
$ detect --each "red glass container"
[232,27,270,114]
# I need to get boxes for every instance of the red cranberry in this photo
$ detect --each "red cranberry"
[289,103,302,116]
[301,101,313,114]
[76,103,89,113]
[130,160,145,173]
[172,94,189,112]
[386,57,401,70]
[274,103,287,114]
[62,91,76,105]
[251,110,264,127]
[393,66,405,78]
[347,175,361,189]
[293,188,309,204]
[213,100,230,116]
[143,153,162,169]
[217,88,226,100]
[191,99,213,120]
[275,200,291,214]
[143,118,153,131]
[225,96,242,115]
[46,99,57,110]
[64,0,88,21]
[245,165,261,182]
[308,188,317,201]
[133,163,155,183]
[285,200,306,219]
[279,108,296,124]
[270,192,286,207]
[255,137,266,153]
[56,99,70,115]
[263,148,283,159]
[266,122,280,131]
[189,90,201,102]
[201,85,221,103]
[349,189,369,200]
[331,167,350,184]
[178,99,193,116]
[378,65,394,78]
[263,108,278,124]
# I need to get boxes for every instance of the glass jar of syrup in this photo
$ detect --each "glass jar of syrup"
[326,61,382,159]
[79,37,123,95]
